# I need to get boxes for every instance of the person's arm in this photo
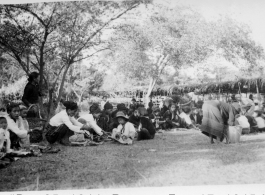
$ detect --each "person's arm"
[61,114,84,133]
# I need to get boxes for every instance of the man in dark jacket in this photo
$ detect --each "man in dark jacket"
[22,72,42,118]
[97,102,113,132]
[137,107,156,140]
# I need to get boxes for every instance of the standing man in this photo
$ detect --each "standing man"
[22,72,41,118]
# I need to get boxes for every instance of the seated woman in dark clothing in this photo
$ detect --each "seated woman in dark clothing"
[111,103,128,129]
[162,104,180,130]
[149,106,164,130]
[136,107,155,140]
[45,101,90,146]
[97,102,114,133]
[129,109,141,128]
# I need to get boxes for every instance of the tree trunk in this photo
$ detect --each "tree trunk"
[56,64,71,106]
[145,77,157,108]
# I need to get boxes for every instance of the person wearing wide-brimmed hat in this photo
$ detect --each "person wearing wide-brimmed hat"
[111,111,136,145]
[201,100,241,144]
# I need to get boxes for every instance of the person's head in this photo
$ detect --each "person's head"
[116,111,128,125]
[235,94,241,102]
[117,103,127,112]
[63,101,79,117]
[19,105,28,119]
[164,99,170,107]
[7,103,20,120]
[104,102,113,114]
[28,72,39,84]
[249,94,253,100]
[131,98,136,105]
[170,104,176,112]
[138,107,148,117]
[89,103,101,118]
[182,106,191,115]
[152,106,160,115]
[102,95,108,101]
[192,107,198,114]
[133,109,140,118]
[0,117,7,130]
[148,101,153,108]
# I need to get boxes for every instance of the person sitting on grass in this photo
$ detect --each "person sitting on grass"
[137,107,156,140]
[78,103,109,142]
[6,103,29,149]
[112,111,136,145]
[0,117,12,153]
[190,107,202,126]
[179,106,196,129]
[162,104,180,130]
[129,109,141,128]
[97,102,114,133]
[19,105,43,144]
[45,101,90,146]
[234,113,250,134]
[253,110,265,132]
[147,101,153,116]
[149,106,164,131]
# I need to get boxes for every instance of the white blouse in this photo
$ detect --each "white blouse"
[49,110,83,133]
[78,113,103,135]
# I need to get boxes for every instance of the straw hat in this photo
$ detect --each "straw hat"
[115,111,129,120]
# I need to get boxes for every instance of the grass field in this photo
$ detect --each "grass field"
[1,129,265,191]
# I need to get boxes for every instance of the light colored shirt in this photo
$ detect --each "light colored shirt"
[6,115,28,138]
[117,122,136,137]
[78,113,103,136]
[255,117,265,128]
[49,110,83,133]
[179,112,192,125]
[100,100,107,110]
[236,115,250,128]
[17,116,30,132]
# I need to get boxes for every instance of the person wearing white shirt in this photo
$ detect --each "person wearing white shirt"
[45,101,89,146]
[112,111,136,145]
[6,103,29,149]
[78,103,108,142]
[179,106,196,129]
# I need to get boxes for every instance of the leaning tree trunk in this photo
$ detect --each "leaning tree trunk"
[145,77,157,108]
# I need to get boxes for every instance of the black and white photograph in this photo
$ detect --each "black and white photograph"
[0,0,265,194]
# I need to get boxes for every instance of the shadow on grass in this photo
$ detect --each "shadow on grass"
[0,130,264,191]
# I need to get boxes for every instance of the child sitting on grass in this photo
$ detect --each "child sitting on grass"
[253,110,265,132]
[112,111,136,145]
[0,117,12,153]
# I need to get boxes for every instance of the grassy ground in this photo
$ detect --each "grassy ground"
[1,130,265,191]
